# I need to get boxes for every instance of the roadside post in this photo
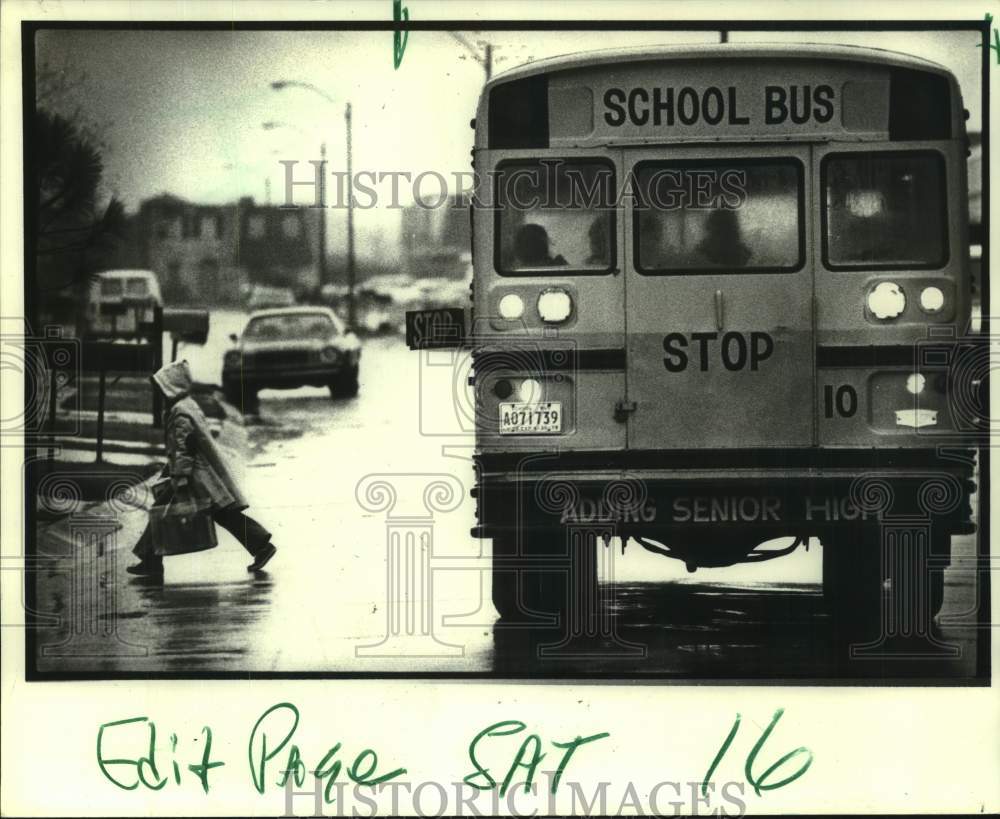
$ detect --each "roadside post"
[150,306,164,428]
[162,308,210,362]
[79,341,156,464]
[41,332,79,461]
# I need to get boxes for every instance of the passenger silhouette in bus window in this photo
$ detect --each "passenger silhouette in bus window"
[696,208,752,268]
[513,223,567,267]
[843,197,921,265]
[585,218,610,266]
[637,211,668,269]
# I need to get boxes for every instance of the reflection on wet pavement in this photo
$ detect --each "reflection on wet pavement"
[127,578,274,669]
[33,338,984,681]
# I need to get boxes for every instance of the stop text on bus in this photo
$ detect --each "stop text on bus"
[663,331,775,372]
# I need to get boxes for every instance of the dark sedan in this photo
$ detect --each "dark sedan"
[222,307,361,407]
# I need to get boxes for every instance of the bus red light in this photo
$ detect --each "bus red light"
[866,281,906,320]
[537,289,573,323]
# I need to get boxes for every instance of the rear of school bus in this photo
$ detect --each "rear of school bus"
[468,45,979,631]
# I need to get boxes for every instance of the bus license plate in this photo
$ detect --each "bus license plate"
[499,402,562,435]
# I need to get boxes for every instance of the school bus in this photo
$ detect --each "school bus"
[409,44,981,647]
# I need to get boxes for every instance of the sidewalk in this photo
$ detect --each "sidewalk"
[36,384,245,507]
[49,377,236,449]
[31,390,251,672]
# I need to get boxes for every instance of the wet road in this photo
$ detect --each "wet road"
[34,324,984,679]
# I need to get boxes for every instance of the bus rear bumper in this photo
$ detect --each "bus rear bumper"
[471,449,977,539]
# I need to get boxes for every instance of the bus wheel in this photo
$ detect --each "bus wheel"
[491,528,599,624]
[930,531,951,624]
[823,528,951,656]
[822,529,884,654]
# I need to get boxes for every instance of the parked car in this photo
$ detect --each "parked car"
[222,307,361,406]
[86,269,162,336]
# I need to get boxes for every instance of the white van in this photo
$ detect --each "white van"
[86,270,163,336]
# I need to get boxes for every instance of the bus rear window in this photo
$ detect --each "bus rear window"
[633,159,803,274]
[823,152,947,269]
[495,160,615,275]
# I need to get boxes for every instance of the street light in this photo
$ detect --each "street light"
[270,80,356,330]
[262,120,328,286]
[270,80,337,104]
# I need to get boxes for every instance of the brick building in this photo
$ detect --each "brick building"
[400,192,471,279]
[137,195,320,304]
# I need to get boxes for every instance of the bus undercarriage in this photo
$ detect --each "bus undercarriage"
[475,448,977,645]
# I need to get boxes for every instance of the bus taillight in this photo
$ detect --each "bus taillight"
[866,281,906,319]
[498,293,525,320]
[537,288,573,324]
[919,286,946,313]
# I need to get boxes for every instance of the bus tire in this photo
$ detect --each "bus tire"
[491,531,558,622]
[491,529,599,624]
[823,528,951,656]
[822,529,883,653]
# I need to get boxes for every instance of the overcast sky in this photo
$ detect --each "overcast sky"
[36,27,982,258]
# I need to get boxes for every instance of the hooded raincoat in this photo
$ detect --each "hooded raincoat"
[153,361,248,512]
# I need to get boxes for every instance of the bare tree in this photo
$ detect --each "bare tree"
[36,58,111,153]
[33,109,126,339]
[35,110,123,262]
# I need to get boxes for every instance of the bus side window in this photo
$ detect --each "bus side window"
[634,161,802,274]
[823,151,947,269]
[495,160,615,275]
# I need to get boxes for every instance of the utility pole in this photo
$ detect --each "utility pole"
[319,141,328,287]
[448,33,493,82]
[345,103,356,330]
[262,116,327,286]
[269,81,344,294]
